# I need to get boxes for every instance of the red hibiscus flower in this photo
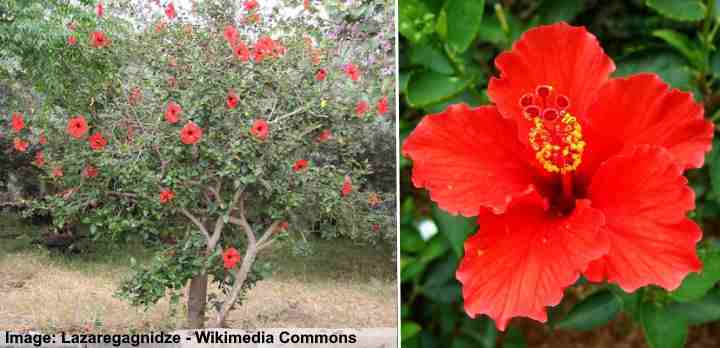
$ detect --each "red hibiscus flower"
[223,247,241,269]
[11,112,24,133]
[39,132,47,145]
[292,159,309,172]
[33,151,45,167]
[83,165,98,178]
[372,224,380,233]
[88,132,107,151]
[341,176,352,197]
[251,119,269,140]
[243,0,258,11]
[129,87,142,105]
[376,96,388,115]
[316,129,332,143]
[165,2,176,19]
[13,138,28,152]
[90,31,110,48]
[165,101,181,124]
[159,188,175,204]
[67,35,77,46]
[52,166,64,178]
[343,63,360,81]
[355,100,369,117]
[402,23,714,331]
[234,42,250,62]
[67,116,88,139]
[96,1,104,17]
[224,25,238,46]
[315,68,326,81]
[180,121,202,145]
[227,90,239,109]
[278,221,289,230]
[304,0,311,11]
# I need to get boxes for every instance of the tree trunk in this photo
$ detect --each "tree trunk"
[209,246,257,328]
[186,273,208,329]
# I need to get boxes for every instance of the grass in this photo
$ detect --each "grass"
[0,213,397,333]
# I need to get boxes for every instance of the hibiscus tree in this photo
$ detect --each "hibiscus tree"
[403,22,714,330]
[15,0,395,329]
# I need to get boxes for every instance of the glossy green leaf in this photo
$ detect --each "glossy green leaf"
[419,235,451,263]
[432,204,477,257]
[402,320,423,342]
[646,0,706,21]
[445,0,485,53]
[401,226,426,253]
[651,29,704,69]
[615,51,694,92]
[537,0,584,24]
[424,254,459,287]
[709,139,720,201]
[641,303,688,348]
[670,247,720,302]
[461,317,498,348]
[407,71,470,107]
[399,0,436,43]
[422,283,461,303]
[502,327,526,348]
[555,290,621,331]
[668,289,720,325]
[408,44,455,75]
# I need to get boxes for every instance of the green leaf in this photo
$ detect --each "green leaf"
[641,303,688,348]
[401,257,427,282]
[615,51,694,92]
[432,204,477,257]
[555,290,620,331]
[610,286,642,320]
[401,226,425,253]
[400,70,412,94]
[419,235,451,263]
[399,0,436,43]
[445,0,485,53]
[407,71,470,107]
[537,0,584,24]
[651,29,704,69]
[452,337,476,348]
[461,317,498,348]
[670,247,720,302]
[709,139,720,202]
[668,289,720,325]
[502,327,526,348]
[646,0,706,21]
[408,44,455,75]
[424,254,459,287]
[402,320,423,342]
[422,283,461,303]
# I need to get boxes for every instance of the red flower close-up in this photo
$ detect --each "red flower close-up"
[165,2,176,19]
[33,151,45,167]
[341,175,352,197]
[355,100,369,117]
[11,112,24,133]
[226,90,239,109]
[180,121,202,145]
[251,119,269,140]
[316,129,332,143]
[88,132,107,151]
[90,31,110,48]
[159,188,175,204]
[67,35,77,46]
[95,1,104,17]
[234,41,250,62]
[224,25,238,47]
[402,22,714,331]
[165,101,181,124]
[343,63,360,81]
[315,68,326,81]
[223,247,241,269]
[376,96,388,115]
[52,166,63,178]
[67,116,88,139]
[292,159,309,172]
[39,132,47,145]
[13,138,29,152]
[243,0,258,12]
[83,165,98,178]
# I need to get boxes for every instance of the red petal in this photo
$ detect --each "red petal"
[585,145,702,291]
[488,22,614,144]
[457,197,607,330]
[402,105,536,216]
[580,73,713,181]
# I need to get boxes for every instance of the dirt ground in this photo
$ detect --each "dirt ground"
[0,221,396,333]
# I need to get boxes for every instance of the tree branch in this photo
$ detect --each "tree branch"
[180,208,210,242]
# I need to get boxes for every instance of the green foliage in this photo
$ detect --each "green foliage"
[401,0,720,346]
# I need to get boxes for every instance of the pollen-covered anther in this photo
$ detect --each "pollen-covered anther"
[528,112,585,174]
